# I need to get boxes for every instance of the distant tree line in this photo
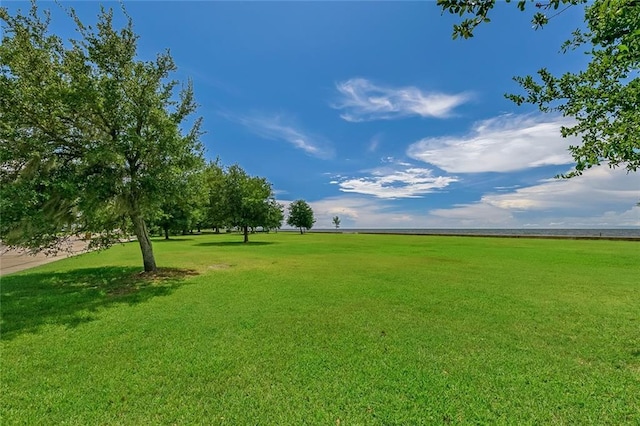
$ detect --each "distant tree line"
[152,160,285,244]
[152,160,320,241]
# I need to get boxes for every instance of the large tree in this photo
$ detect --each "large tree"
[438,0,639,176]
[287,200,315,234]
[0,3,203,272]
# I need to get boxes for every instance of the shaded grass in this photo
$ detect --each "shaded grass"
[1,267,197,340]
[1,233,639,424]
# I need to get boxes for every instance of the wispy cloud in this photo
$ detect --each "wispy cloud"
[333,78,471,122]
[331,160,458,199]
[407,114,576,173]
[368,133,382,153]
[222,112,334,159]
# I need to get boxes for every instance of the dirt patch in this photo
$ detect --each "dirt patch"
[137,267,199,280]
[107,268,199,297]
[208,264,231,270]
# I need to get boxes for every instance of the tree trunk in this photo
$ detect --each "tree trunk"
[164,226,169,240]
[299,227,304,235]
[132,213,157,273]
[243,225,249,243]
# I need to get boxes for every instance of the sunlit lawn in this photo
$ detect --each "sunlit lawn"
[1,232,639,424]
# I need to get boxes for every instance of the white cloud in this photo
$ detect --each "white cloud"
[407,114,576,172]
[331,162,458,199]
[333,78,470,122]
[428,166,640,227]
[481,166,639,213]
[222,112,334,159]
[429,203,517,227]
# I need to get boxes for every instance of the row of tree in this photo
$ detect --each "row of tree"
[154,160,316,243]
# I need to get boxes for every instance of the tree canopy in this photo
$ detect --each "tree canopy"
[438,0,639,176]
[152,162,207,239]
[287,200,315,234]
[203,159,228,234]
[205,163,282,243]
[0,3,204,272]
[264,199,285,233]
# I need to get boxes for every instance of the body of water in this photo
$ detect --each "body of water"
[308,228,640,239]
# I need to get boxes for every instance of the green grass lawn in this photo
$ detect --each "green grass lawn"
[1,232,639,424]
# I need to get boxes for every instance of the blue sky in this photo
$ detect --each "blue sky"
[9,1,640,228]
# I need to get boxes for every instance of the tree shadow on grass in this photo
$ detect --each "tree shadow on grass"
[0,267,198,341]
[194,241,276,247]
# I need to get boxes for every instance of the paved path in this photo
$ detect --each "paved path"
[0,240,89,276]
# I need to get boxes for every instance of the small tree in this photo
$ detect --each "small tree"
[287,200,315,234]
[332,216,341,229]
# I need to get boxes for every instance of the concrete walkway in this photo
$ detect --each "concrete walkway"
[0,240,89,276]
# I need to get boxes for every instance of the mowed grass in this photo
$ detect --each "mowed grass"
[1,232,639,424]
